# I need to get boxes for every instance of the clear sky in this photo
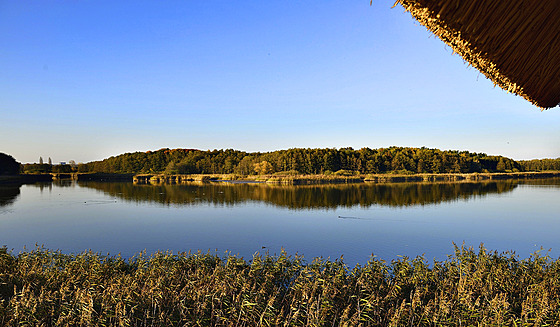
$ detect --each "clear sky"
[2,1,559,164]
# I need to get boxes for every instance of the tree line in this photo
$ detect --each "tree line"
[22,157,77,174]
[518,158,560,172]
[0,152,76,175]
[22,163,74,174]
[3,149,559,176]
[77,147,526,175]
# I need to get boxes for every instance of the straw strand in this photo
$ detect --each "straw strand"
[392,0,560,109]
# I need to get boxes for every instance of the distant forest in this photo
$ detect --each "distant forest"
[519,158,560,172]
[74,147,555,175]
[2,148,558,176]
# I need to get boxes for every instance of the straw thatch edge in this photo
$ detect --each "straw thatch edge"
[389,0,546,109]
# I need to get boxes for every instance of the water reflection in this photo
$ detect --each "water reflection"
[521,178,560,187]
[2,178,559,263]
[30,180,74,191]
[0,186,20,208]
[79,180,519,209]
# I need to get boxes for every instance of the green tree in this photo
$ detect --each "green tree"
[496,158,506,172]
[0,153,21,175]
[51,165,72,173]
[164,161,180,174]
[22,163,51,174]
[235,156,255,175]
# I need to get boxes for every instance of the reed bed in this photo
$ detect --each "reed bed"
[1,244,560,326]
[130,172,560,186]
[265,175,364,185]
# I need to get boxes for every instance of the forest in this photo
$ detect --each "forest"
[2,148,558,176]
[518,158,560,171]
[76,147,526,175]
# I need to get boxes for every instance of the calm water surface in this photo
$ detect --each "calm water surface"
[1,179,559,265]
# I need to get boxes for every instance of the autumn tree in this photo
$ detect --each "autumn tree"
[254,161,273,175]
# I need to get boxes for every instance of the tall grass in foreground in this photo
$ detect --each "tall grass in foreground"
[1,245,559,326]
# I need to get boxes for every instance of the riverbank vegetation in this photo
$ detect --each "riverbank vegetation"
[1,244,559,326]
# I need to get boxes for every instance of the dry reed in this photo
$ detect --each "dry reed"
[1,244,560,326]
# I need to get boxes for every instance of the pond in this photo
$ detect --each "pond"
[1,179,559,265]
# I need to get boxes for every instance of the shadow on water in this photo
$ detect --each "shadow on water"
[0,185,21,208]
[519,177,560,187]
[78,180,521,209]
[30,180,75,190]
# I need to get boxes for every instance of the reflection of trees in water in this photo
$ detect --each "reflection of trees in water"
[25,181,75,193]
[0,186,20,207]
[1,181,73,207]
[32,181,74,189]
[519,178,560,187]
[80,180,521,209]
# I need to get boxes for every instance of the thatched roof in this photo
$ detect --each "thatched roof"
[389,0,560,109]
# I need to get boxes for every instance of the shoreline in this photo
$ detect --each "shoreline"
[0,173,134,185]
[132,171,560,185]
[2,171,560,185]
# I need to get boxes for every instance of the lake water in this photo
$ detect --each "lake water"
[1,179,559,265]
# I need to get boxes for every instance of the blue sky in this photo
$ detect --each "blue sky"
[1,1,559,164]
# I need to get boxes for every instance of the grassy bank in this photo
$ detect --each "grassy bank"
[132,171,560,185]
[1,245,559,326]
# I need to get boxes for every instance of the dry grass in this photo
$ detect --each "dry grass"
[265,174,364,185]
[2,244,560,326]
[391,0,560,109]
[130,172,560,186]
